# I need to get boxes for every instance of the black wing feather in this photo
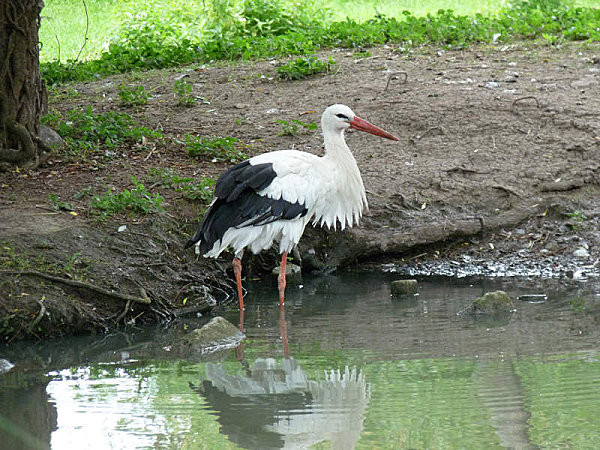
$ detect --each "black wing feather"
[185,160,308,254]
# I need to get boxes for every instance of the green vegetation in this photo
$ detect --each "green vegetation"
[277,56,336,80]
[48,194,74,212]
[117,84,149,107]
[353,49,373,58]
[147,168,215,203]
[91,177,164,219]
[566,210,587,231]
[0,245,91,279]
[277,118,318,136]
[173,80,196,107]
[514,354,600,447]
[184,135,245,163]
[45,351,600,448]
[39,0,600,86]
[41,107,161,159]
[567,210,587,222]
[39,0,120,62]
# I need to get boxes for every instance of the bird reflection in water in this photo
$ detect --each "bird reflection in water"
[189,306,369,449]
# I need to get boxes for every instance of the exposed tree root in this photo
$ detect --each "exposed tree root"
[0,270,152,305]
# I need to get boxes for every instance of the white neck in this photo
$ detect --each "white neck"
[323,127,353,159]
[316,126,368,230]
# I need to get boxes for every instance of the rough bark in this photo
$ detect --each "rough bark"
[0,0,48,169]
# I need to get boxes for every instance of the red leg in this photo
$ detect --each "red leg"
[278,251,288,306]
[232,257,244,310]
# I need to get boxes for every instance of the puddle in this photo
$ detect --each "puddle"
[1,273,600,449]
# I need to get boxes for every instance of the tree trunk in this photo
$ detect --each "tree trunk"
[0,0,48,169]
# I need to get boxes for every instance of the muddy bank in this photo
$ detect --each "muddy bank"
[1,42,600,341]
[0,209,217,341]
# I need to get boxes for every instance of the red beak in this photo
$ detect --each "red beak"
[350,116,399,141]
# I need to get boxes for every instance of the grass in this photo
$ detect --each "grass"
[277,56,336,80]
[327,0,504,22]
[40,0,120,62]
[41,107,161,159]
[277,119,318,136]
[91,177,164,219]
[0,244,91,278]
[39,0,600,85]
[48,194,74,212]
[118,84,149,107]
[184,135,245,163]
[147,168,215,203]
[173,80,196,107]
[39,0,600,64]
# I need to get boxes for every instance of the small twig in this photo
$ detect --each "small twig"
[68,0,89,71]
[55,35,61,62]
[384,71,408,91]
[144,148,156,161]
[512,96,540,111]
[409,252,428,261]
[0,270,151,305]
[174,282,192,303]
[365,189,385,198]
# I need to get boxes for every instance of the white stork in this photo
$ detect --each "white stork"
[185,104,398,308]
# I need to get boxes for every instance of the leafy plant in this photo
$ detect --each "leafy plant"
[147,168,215,203]
[353,49,372,59]
[174,79,196,107]
[91,177,164,219]
[74,186,94,200]
[566,210,587,231]
[277,56,336,80]
[39,1,600,86]
[567,211,587,222]
[42,107,161,158]
[277,119,318,136]
[49,194,74,212]
[118,84,149,107]
[184,135,245,163]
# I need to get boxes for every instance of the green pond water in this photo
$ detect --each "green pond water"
[1,273,600,449]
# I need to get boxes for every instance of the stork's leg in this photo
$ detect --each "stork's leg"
[278,251,288,305]
[232,257,244,310]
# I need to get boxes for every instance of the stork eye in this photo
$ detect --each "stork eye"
[336,113,349,120]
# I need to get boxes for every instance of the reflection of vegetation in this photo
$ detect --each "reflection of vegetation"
[569,296,586,312]
[47,362,237,449]
[41,350,600,448]
[514,354,600,448]
[359,358,500,448]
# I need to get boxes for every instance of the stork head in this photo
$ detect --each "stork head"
[322,104,399,141]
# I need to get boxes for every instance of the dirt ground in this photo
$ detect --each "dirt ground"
[1,41,600,341]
